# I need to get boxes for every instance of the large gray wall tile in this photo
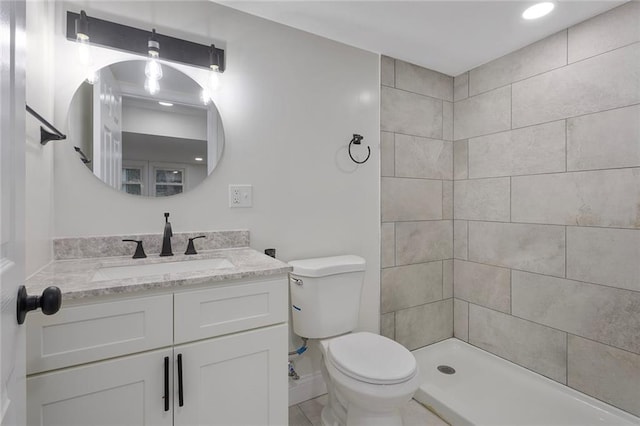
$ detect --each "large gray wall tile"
[396,300,453,350]
[468,222,565,276]
[396,221,453,265]
[453,72,469,102]
[454,298,469,342]
[395,60,453,101]
[567,105,640,171]
[511,168,640,229]
[512,271,640,354]
[567,227,640,292]
[469,31,567,96]
[381,177,443,222]
[381,86,443,138]
[453,140,469,180]
[381,55,395,87]
[568,336,640,417]
[454,178,510,221]
[395,135,452,179]
[568,2,640,63]
[454,260,511,313]
[454,220,468,260]
[468,121,566,178]
[381,131,395,177]
[512,43,640,128]
[454,86,511,140]
[381,262,443,313]
[381,223,395,268]
[469,304,567,383]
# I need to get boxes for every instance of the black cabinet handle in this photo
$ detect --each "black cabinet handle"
[164,356,169,412]
[177,353,184,407]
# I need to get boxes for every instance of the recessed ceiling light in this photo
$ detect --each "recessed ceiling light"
[195,157,203,161]
[522,2,555,20]
[158,101,173,107]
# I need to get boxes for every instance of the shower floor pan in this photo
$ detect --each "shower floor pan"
[412,338,639,426]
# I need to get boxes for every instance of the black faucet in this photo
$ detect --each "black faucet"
[185,235,206,255]
[122,239,147,259]
[160,212,173,257]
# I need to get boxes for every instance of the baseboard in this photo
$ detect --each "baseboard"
[288,370,327,406]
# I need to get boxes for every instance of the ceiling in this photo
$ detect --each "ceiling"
[218,1,626,76]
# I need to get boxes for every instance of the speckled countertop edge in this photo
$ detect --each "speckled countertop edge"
[26,247,292,301]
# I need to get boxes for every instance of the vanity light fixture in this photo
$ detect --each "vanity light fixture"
[74,11,99,84]
[158,101,173,107]
[67,10,226,89]
[145,29,163,95]
[522,2,555,20]
[194,157,204,162]
[201,44,223,104]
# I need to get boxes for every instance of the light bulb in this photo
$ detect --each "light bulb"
[209,70,220,91]
[145,58,163,81]
[145,77,159,95]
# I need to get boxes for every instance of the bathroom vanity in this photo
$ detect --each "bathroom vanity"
[24,241,290,426]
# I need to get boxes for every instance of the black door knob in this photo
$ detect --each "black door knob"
[17,285,62,325]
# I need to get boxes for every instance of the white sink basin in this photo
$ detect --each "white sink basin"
[92,258,234,282]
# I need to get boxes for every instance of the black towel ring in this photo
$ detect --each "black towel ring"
[348,134,370,164]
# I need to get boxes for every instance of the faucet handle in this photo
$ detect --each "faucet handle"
[122,239,147,259]
[185,235,206,255]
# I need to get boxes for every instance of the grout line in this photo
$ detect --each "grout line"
[466,220,469,260]
[383,84,452,103]
[566,331,569,385]
[564,119,568,172]
[564,226,568,278]
[469,164,640,181]
[509,177,512,222]
[456,257,640,295]
[460,102,640,141]
[393,58,396,88]
[431,216,640,232]
[509,269,513,314]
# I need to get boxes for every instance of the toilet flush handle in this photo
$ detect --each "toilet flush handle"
[291,277,303,286]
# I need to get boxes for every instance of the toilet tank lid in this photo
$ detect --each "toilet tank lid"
[289,255,366,277]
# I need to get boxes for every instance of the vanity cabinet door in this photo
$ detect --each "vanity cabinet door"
[174,323,287,426]
[27,348,173,426]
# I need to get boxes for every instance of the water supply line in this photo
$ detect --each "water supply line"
[289,337,308,356]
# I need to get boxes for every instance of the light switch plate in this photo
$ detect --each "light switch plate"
[229,184,252,208]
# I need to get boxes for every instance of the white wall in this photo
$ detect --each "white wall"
[25,0,55,276]
[50,1,380,385]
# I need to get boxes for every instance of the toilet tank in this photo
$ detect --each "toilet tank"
[288,255,366,339]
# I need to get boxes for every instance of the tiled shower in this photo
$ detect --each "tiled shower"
[380,2,640,418]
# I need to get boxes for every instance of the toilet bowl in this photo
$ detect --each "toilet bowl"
[318,332,420,426]
[288,255,420,426]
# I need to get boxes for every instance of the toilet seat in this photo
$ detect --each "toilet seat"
[327,332,417,385]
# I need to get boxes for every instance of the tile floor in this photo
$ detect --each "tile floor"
[289,394,449,426]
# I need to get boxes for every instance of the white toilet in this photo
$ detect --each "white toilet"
[289,255,420,426]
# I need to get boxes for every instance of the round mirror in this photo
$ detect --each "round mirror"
[68,60,224,197]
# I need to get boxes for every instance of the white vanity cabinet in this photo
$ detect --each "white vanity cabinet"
[26,276,288,426]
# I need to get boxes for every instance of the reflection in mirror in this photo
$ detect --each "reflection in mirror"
[69,60,224,197]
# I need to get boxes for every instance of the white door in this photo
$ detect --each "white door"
[27,348,173,426]
[0,1,26,425]
[174,324,287,426]
[93,66,122,190]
